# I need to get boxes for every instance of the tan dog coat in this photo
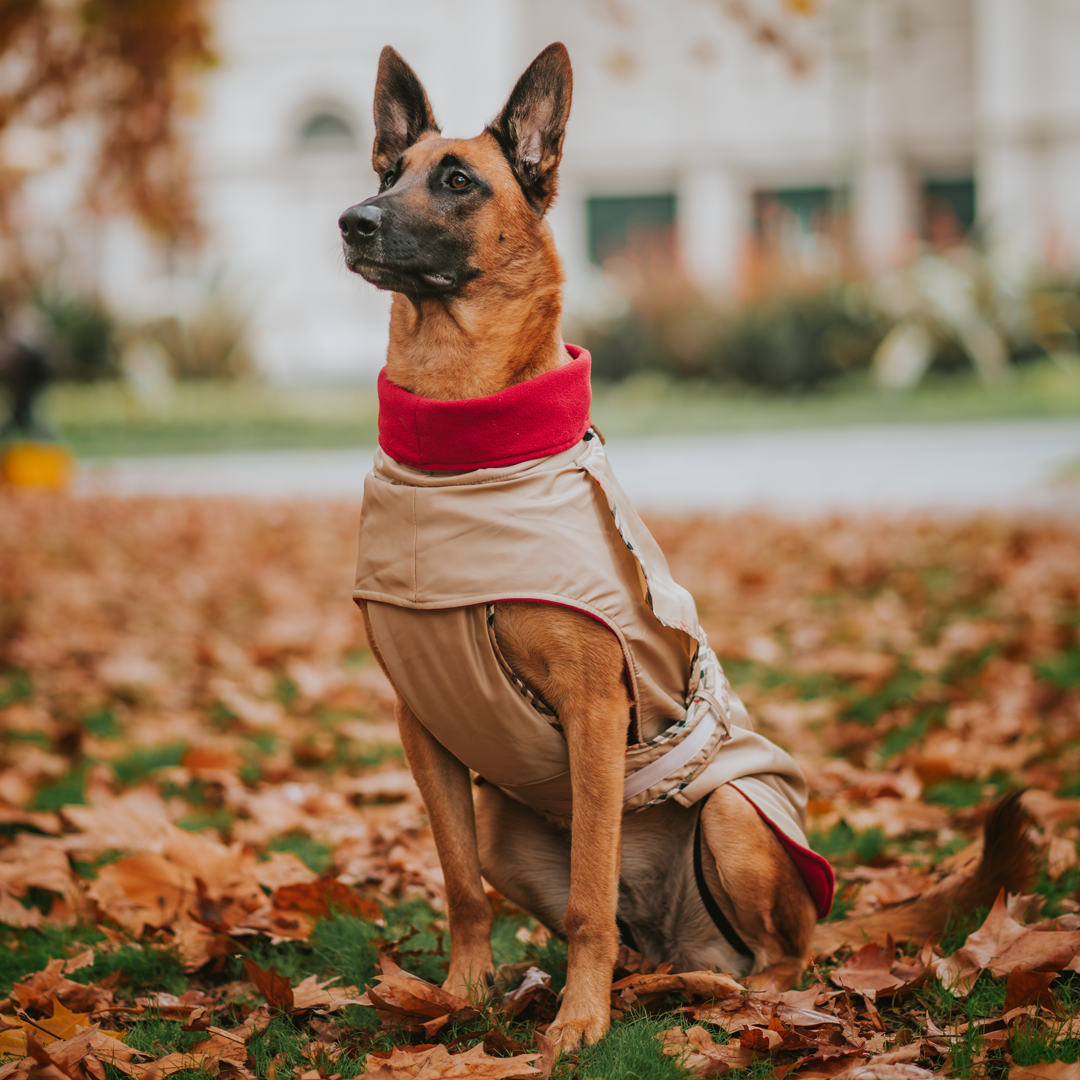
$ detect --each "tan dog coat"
[354,432,832,914]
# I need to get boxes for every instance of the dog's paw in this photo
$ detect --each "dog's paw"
[442,966,496,1005]
[546,1009,609,1050]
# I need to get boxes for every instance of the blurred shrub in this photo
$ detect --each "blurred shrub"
[145,285,254,380]
[34,291,119,381]
[582,285,885,390]
[28,280,254,383]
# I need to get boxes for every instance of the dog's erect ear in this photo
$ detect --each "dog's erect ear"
[487,43,572,214]
[372,46,440,175]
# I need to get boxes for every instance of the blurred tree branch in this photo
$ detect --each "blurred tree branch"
[0,0,215,248]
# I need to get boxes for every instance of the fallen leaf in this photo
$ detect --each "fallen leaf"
[272,880,383,922]
[832,942,908,999]
[657,1025,758,1074]
[358,1042,538,1078]
[1008,1065,1080,1080]
[290,975,365,1012]
[240,959,294,1013]
[1003,970,1060,1015]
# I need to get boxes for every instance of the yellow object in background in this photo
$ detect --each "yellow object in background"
[1,441,75,489]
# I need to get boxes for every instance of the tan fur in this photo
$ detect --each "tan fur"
[349,45,1036,1052]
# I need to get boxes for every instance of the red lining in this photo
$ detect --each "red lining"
[728,783,835,919]
[377,345,593,471]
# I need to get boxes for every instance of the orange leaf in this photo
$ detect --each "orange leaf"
[241,958,295,1013]
[273,881,383,922]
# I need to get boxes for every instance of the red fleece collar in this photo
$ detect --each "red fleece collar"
[377,345,593,471]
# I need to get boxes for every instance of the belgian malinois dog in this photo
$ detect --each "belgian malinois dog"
[339,43,1033,1050]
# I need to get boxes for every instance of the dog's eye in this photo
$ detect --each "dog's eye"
[383,171,396,189]
[448,172,470,189]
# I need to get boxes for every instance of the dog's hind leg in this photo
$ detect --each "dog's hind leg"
[475,781,572,933]
[699,785,817,991]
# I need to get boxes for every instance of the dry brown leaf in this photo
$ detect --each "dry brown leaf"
[1003,970,1060,1015]
[240,959,294,1013]
[657,1024,759,1074]
[359,1042,538,1078]
[290,975,365,1012]
[1008,1065,1080,1080]
[832,942,908,998]
[611,969,744,1010]
[935,890,1080,993]
[356,961,477,1036]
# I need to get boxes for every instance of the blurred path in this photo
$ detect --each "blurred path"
[74,419,1080,514]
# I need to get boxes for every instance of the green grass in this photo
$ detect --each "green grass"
[591,360,1080,440]
[34,358,1080,459]
[568,1013,700,1080]
[267,834,334,876]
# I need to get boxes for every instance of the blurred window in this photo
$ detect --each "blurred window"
[922,178,975,246]
[586,193,676,265]
[297,110,356,151]
[753,186,832,244]
[752,186,837,274]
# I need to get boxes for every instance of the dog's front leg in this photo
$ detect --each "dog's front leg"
[491,602,631,1050]
[547,687,627,1049]
[359,601,494,997]
[396,698,495,997]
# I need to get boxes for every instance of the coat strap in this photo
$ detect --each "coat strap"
[693,792,755,960]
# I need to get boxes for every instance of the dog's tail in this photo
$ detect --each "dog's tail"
[810,791,1037,958]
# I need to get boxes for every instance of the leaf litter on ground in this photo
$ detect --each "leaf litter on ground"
[1,495,1080,1077]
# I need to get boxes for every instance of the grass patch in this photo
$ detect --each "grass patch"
[568,1012,698,1080]
[267,835,333,875]
[111,742,189,786]
[808,821,888,865]
[843,668,924,726]
[82,706,122,739]
[0,925,187,1001]
[1037,647,1080,691]
[0,671,33,707]
[878,708,943,760]
[29,768,87,810]
[923,776,1013,809]
[45,360,1080,459]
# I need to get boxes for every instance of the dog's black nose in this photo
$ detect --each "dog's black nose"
[339,204,382,240]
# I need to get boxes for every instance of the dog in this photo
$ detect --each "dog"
[339,43,1034,1050]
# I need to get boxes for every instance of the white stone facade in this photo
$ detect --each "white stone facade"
[13,0,1080,381]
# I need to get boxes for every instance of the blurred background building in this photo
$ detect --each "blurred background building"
[4,0,1080,383]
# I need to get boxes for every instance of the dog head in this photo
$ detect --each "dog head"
[339,43,572,303]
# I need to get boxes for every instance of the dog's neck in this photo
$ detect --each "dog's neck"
[383,226,566,402]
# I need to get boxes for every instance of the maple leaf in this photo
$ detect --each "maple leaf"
[934,890,1080,994]
[240,959,294,1013]
[359,1042,539,1078]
